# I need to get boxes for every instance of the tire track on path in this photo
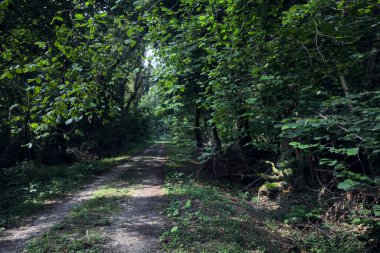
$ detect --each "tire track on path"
[0,144,164,253]
[101,143,168,252]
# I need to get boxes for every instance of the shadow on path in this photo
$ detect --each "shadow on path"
[101,144,168,253]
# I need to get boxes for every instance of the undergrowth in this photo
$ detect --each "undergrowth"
[161,145,367,253]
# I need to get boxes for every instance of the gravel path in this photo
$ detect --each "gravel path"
[0,144,167,253]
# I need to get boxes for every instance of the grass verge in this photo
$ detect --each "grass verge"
[0,142,150,232]
[161,144,366,253]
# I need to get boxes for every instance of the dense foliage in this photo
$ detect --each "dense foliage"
[147,0,380,192]
[0,0,152,166]
[1,0,380,250]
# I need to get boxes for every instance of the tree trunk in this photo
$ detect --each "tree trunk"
[194,106,203,148]
[237,115,252,152]
[338,74,349,95]
[23,97,32,160]
[363,33,380,89]
[212,122,222,151]
[125,72,144,112]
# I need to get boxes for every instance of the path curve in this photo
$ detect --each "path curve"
[0,144,167,253]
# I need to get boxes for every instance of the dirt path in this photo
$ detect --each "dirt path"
[0,144,168,253]
[102,144,167,253]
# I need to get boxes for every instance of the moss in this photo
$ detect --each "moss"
[264,160,283,176]
[283,168,293,176]
[258,182,289,197]
[264,182,282,190]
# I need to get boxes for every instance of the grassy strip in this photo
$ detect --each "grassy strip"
[26,180,132,253]
[0,143,150,231]
[161,145,366,253]
[161,145,265,252]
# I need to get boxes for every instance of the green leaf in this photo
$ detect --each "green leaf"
[6,71,13,79]
[65,118,74,125]
[127,27,134,37]
[337,179,361,191]
[63,134,70,141]
[374,205,380,217]
[30,123,39,130]
[172,209,179,216]
[75,129,84,136]
[75,13,85,20]
[184,199,191,209]
[51,16,64,24]
[281,123,297,130]
[346,148,359,156]
[289,142,315,149]
[171,226,178,233]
